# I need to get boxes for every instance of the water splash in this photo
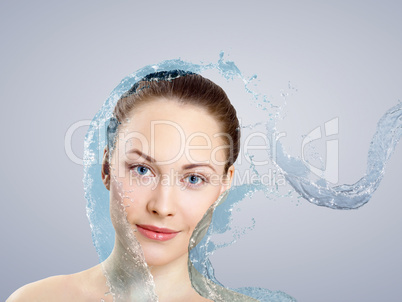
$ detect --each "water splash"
[273,102,402,209]
[100,171,158,301]
[83,53,401,301]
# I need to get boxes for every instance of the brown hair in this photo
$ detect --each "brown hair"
[112,70,240,173]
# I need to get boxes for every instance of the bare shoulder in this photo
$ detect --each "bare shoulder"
[7,265,110,302]
[7,275,75,301]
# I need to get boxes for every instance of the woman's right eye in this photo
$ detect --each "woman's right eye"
[131,165,153,177]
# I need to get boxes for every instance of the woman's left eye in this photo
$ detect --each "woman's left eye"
[184,174,205,187]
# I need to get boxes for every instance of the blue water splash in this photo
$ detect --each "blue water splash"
[83,53,401,301]
[273,102,402,209]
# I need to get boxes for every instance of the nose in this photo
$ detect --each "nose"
[146,182,178,217]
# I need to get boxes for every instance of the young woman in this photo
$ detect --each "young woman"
[8,70,293,301]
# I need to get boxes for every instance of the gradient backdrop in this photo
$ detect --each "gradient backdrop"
[1,1,401,301]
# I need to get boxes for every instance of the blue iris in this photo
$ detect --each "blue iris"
[136,166,149,175]
[188,175,200,184]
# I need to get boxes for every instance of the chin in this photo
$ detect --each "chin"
[140,243,187,268]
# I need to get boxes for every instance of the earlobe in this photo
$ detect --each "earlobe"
[101,147,111,191]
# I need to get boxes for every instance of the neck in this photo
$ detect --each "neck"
[149,252,192,299]
[102,237,157,301]
[102,236,193,301]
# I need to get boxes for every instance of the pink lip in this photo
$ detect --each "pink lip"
[136,224,180,241]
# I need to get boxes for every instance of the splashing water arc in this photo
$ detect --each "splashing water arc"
[83,53,401,301]
[275,102,402,209]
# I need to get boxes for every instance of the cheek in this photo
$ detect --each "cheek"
[109,175,152,221]
[181,187,223,232]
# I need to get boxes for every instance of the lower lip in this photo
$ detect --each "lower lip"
[136,225,179,241]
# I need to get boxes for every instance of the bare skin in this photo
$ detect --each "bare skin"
[7,263,210,302]
[7,265,111,302]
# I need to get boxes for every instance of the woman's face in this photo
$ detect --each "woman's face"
[105,98,234,267]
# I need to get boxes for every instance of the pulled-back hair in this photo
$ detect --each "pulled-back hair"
[111,70,240,173]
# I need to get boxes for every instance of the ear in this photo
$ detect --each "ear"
[101,146,111,191]
[220,165,235,195]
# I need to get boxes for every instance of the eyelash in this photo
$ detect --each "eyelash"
[129,164,208,189]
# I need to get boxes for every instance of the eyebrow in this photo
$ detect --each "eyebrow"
[127,149,217,173]
[182,163,216,173]
[128,149,156,163]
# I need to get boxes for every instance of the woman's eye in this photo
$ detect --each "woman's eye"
[132,165,152,177]
[185,174,205,187]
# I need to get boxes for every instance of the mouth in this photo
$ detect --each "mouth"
[136,224,180,241]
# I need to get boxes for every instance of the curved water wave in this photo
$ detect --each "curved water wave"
[274,102,402,209]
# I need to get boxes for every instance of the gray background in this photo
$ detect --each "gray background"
[1,1,401,301]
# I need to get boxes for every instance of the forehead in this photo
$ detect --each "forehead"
[115,98,227,167]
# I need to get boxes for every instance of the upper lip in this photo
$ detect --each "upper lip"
[136,224,180,234]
